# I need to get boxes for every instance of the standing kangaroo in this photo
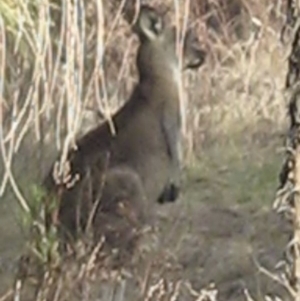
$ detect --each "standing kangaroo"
[43,5,206,243]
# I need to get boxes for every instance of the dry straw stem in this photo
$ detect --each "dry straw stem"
[0,0,54,210]
[0,0,114,210]
[173,0,190,139]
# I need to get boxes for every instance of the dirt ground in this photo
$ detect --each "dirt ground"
[161,132,291,301]
[155,198,290,301]
[0,129,292,301]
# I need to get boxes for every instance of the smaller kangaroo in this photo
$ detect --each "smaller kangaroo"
[43,5,206,246]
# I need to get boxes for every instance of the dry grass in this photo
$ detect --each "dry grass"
[0,0,288,189]
[0,0,292,300]
[186,8,287,157]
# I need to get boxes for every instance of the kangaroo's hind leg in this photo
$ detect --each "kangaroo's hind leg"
[92,166,151,264]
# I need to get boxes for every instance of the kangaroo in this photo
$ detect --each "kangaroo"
[43,5,206,242]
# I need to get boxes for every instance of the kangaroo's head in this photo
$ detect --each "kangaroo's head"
[133,5,206,83]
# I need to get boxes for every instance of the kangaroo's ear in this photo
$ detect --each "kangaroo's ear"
[133,5,164,41]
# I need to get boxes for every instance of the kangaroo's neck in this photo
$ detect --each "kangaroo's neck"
[139,64,181,85]
[138,73,181,102]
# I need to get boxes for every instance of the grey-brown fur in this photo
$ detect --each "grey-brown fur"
[43,5,206,245]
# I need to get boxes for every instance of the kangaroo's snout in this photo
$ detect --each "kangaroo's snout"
[183,29,206,70]
[184,47,206,70]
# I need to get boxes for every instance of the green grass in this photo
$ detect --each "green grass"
[184,133,282,208]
